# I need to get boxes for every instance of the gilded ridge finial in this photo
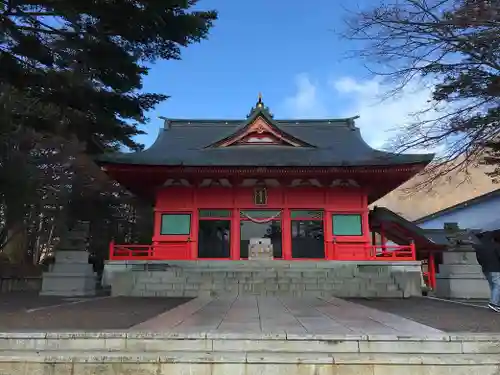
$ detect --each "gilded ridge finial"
[257,92,263,107]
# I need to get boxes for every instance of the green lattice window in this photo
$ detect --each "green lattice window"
[290,210,323,220]
[199,209,232,218]
[332,214,362,236]
[160,214,191,235]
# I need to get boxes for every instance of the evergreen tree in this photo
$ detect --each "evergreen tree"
[0,0,217,151]
[0,1,217,265]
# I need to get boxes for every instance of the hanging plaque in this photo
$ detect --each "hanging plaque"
[254,187,267,206]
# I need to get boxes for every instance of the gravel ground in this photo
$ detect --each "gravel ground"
[0,293,191,331]
[348,297,500,333]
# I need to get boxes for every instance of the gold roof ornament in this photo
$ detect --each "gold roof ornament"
[246,92,272,118]
[257,92,263,108]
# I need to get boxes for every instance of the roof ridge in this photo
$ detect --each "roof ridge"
[159,116,360,129]
[161,117,358,122]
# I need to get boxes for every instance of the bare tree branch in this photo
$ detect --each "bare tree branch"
[341,0,500,191]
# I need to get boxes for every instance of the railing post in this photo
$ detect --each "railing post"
[366,244,373,260]
[109,240,115,260]
[410,240,416,260]
[429,252,436,290]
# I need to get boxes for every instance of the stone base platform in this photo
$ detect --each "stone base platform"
[1,296,500,374]
[105,260,424,298]
[0,331,499,375]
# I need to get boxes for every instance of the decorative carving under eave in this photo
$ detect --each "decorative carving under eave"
[199,178,232,187]
[330,179,360,187]
[240,178,280,187]
[163,179,191,187]
[289,179,322,187]
[160,178,360,188]
[264,179,280,187]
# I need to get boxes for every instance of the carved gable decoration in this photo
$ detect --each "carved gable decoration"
[213,116,309,147]
[232,117,302,146]
[207,94,314,148]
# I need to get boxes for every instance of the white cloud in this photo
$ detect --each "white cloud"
[283,73,440,150]
[331,76,438,149]
[283,73,327,118]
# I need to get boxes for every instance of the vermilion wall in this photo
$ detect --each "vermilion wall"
[153,186,371,260]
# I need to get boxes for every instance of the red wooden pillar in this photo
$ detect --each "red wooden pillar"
[190,209,199,260]
[324,211,334,260]
[109,240,115,260]
[230,208,240,260]
[282,209,292,260]
[362,209,371,259]
[428,252,436,290]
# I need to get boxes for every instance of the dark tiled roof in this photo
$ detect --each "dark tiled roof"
[421,230,451,246]
[371,207,485,249]
[370,207,448,247]
[96,115,434,167]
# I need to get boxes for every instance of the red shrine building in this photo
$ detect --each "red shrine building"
[97,96,437,267]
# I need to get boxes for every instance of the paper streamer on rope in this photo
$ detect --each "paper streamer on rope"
[241,210,283,223]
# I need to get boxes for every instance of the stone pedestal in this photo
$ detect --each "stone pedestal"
[434,226,489,299]
[40,221,96,297]
[435,251,489,299]
[248,238,273,260]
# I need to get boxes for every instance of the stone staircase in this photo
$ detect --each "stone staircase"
[0,331,498,375]
[110,261,422,298]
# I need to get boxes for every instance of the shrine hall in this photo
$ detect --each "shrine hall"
[96,95,437,264]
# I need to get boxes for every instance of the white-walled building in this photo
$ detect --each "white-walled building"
[415,188,500,232]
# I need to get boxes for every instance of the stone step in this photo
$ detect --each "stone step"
[136,276,399,283]
[1,349,499,362]
[130,273,404,299]
[135,291,405,298]
[139,281,399,289]
[172,273,380,280]
[1,353,499,375]
[1,333,499,355]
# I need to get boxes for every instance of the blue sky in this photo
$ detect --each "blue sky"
[137,0,435,149]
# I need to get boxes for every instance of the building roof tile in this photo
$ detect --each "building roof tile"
[96,98,434,167]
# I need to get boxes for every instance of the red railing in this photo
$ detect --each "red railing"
[109,241,155,260]
[367,242,416,261]
[109,241,417,261]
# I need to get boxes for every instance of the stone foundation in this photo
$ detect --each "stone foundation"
[105,260,423,298]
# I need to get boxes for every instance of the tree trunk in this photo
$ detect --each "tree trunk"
[2,222,28,264]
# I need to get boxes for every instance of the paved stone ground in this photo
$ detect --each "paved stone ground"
[132,296,444,335]
[350,297,500,333]
[0,293,191,330]
[2,293,499,334]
